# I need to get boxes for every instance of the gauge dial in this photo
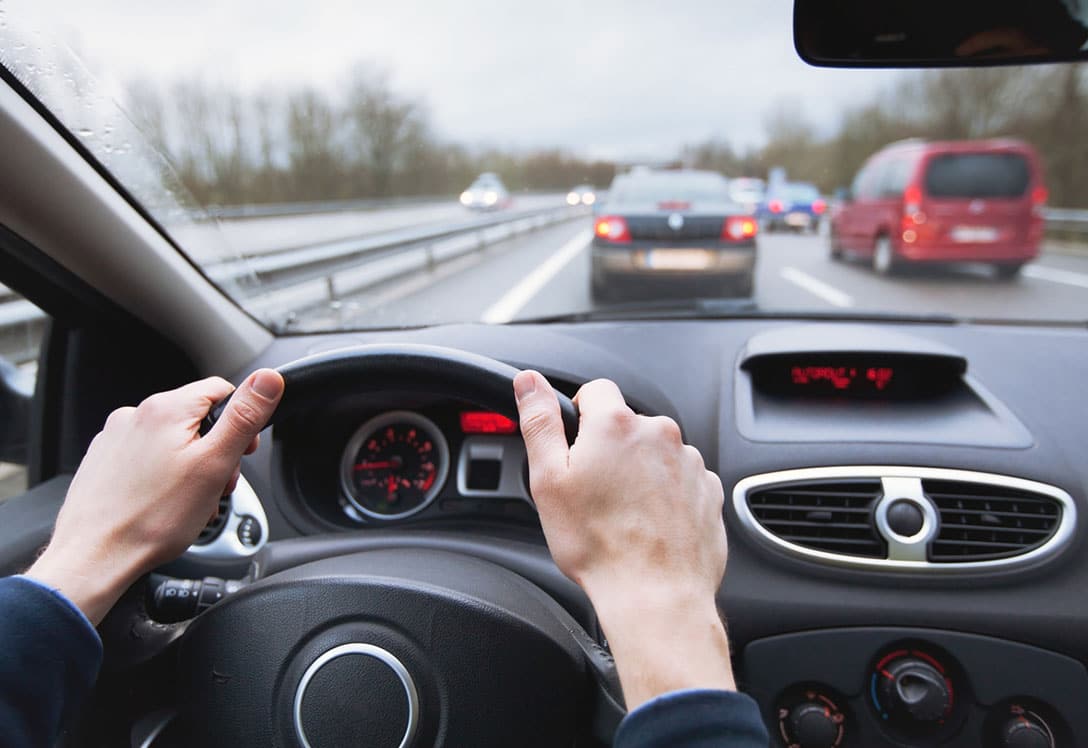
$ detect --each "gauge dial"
[339,411,450,520]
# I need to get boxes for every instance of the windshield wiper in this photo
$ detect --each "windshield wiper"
[512,299,961,325]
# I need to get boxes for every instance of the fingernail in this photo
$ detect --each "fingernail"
[513,371,537,402]
[250,369,283,399]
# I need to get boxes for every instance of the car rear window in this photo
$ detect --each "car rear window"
[786,184,820,202]
[923,153,1031,199]
[614,174,730,203]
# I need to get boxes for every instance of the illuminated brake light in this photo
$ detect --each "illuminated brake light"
[594,216,631,242]
[768,199,784,214]
[723,216,758,241]
[812,199,827,215]
[460,412,518,434]
[903,185,923,216]
[1032,186,1048,205]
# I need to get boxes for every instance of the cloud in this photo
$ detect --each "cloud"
[26,0,907,157]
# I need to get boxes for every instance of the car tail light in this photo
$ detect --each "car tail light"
[812,199,827,214]
[768,199,784,213]
[903,184,923,216]
[594,216,631,243]
[723,216,758,241]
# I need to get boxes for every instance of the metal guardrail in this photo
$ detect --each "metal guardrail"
[1043,208,1088,240]
[0,202,585,359]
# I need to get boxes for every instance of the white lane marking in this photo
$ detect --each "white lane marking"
[1023,264,1088,290]
[780,266,854,308]
[481,229,592,323]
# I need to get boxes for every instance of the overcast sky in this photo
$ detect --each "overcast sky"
[16,0,908,160]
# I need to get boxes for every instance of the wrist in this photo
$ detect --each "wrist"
[26,539,146,626]
[589,584,736,710]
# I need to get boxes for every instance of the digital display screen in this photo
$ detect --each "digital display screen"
[746,353,965,400]
[790,365,895,393]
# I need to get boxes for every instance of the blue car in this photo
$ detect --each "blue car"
[757,182,827,233]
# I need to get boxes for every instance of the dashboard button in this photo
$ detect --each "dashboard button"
[237,515,262,547]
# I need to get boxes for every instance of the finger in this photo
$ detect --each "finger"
[243,434,260,456]
[573,379,633,433]
[514,370,569,482]
[204,369,285,459]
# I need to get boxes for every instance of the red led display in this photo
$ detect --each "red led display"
[790,365,895,392]
[460,411,518,434]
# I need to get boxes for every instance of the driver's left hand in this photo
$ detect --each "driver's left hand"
[26,369,284,625]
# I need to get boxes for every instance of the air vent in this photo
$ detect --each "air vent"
[195,494,232,545]
[747,480,885,558]
[734,467,1076,572]
[925,480,1062,562]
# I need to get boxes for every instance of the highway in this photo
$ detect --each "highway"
[284,215,1088,330]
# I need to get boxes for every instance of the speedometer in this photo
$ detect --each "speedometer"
[339,411,450,520]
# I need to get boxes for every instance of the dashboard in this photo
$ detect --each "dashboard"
[200,318,1088,748]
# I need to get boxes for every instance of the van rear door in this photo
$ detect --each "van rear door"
[920,151,1035,249]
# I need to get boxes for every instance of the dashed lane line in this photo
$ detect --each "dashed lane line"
[481,229,592,323]
[780,266,855,308]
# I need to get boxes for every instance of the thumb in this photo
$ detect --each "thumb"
[514,370,569,484]
[205,368,284,459]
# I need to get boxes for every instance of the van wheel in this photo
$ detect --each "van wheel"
[873,236,898,276]
[993,263,1024,280]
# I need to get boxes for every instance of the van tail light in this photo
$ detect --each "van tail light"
[1031,185,1048,217]
[812,199,827,215]
[594,216,631,243]
[903,184,923,216]
[768,199,784,213]
[722,216,758,241]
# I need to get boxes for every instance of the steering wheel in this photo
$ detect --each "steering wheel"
[100,344,624,748]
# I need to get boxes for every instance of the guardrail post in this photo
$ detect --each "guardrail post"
[425,244,436,270]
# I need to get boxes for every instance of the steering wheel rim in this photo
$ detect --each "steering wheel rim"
[208,343,581,442]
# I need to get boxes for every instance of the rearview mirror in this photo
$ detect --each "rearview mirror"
[0,358,31,464]
[794,0,1088,67]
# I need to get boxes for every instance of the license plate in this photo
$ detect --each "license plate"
[645,249,714,270]
[950,226,998,243]
[785,212,811,226]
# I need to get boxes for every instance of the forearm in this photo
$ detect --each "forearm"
[26,540,145,626]
[591,589,736,710]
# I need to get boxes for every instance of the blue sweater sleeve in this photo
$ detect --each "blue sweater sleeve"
[614,689,770,748]
[0,576,103,748]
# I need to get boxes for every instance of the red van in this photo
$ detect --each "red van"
[829,138,1047,278]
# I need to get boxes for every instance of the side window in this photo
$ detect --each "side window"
[880,157,915,198]
[854,160,882,200]
[0,286,45,502]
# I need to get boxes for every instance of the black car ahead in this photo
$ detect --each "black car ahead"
[591,170,757,301]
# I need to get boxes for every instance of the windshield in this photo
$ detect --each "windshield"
[1,2,1086,329]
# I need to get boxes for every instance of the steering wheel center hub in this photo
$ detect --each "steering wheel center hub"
[294,643,419,748]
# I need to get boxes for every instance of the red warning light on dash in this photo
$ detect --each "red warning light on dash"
[460,411,518,434]
[790,365,895,391]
